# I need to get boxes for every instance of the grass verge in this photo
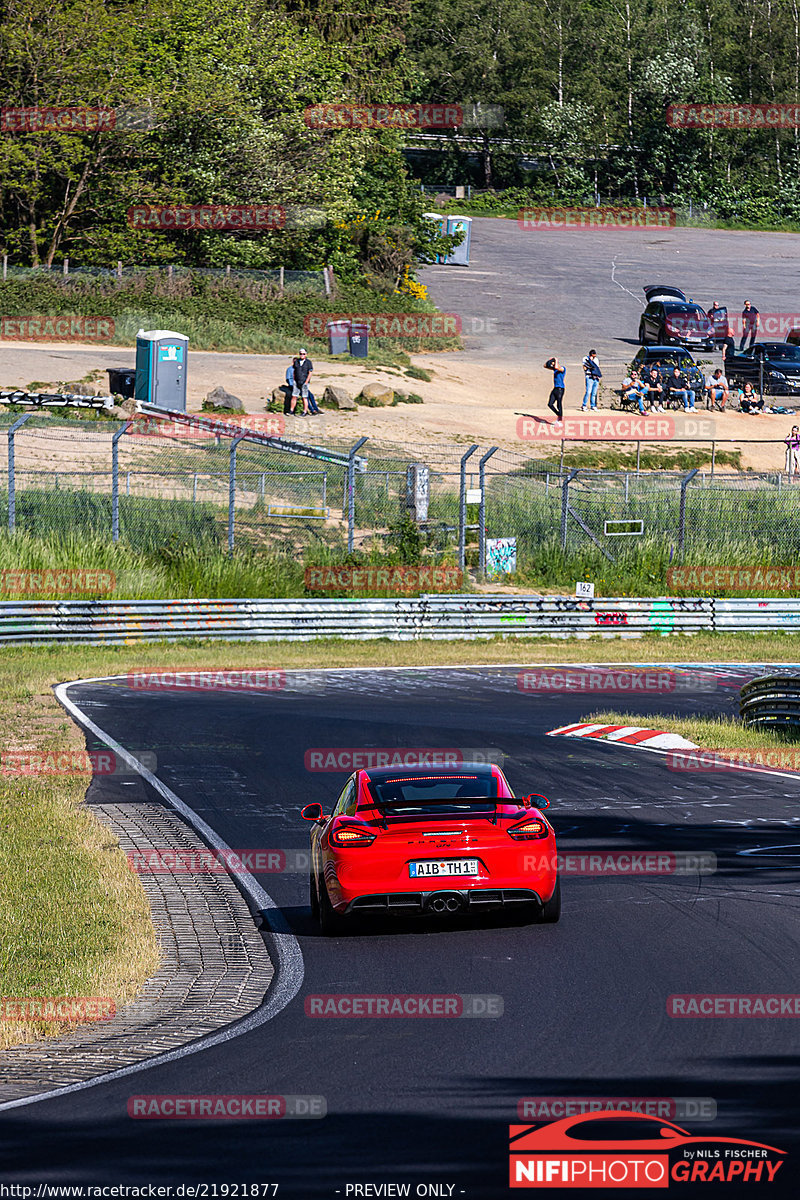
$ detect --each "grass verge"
[2,629,798,1050]
[587,708,800,751]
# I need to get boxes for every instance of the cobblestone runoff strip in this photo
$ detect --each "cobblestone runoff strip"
[0,802,274,1103]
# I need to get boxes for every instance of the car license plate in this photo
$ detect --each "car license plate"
[409,859,480,878]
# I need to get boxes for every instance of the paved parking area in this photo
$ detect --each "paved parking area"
[419,217,800,370]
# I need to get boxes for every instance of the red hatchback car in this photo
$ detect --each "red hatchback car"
[301,762,559,934]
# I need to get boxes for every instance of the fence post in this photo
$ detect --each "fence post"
[347,437,368,553]
[323,266,331,296]
[478,446,498,578]
[323,472,327,512]
[561,469,578,551]
[7,413,34,532]
[678,468,699,554]
[228,434,246,554]
[636,441,641,475]
[2,255,6,280]
[711,441,716,478]
[111,420,133,542]
[279,266,284,295]
[117,260,122,278]
[458,444,479,569]
[63,258,69,277]
[193,473,198,502]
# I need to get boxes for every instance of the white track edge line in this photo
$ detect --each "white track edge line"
[0,675,305,1113]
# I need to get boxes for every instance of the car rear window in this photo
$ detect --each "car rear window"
[367,772,499,816]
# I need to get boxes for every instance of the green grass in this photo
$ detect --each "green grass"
[529,447,743,471]
[588,708,800,752]
[0,273,462,358]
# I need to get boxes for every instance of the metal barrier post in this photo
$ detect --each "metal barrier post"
[347,437,368,553]
[458,444,479,568]
[228,434,246,554]
[111,420,133,543]
[7,412,34,532]
[561,469,578,551]
[478,445,498,577]
[678,467,699,554]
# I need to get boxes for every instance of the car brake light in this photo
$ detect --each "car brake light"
[507,816,549,840]
[329,824,376,847]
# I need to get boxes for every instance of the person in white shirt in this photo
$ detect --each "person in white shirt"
[705,368,729,411]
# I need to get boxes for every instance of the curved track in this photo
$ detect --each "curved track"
[2,665,800,1196]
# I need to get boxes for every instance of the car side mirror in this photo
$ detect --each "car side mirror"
[524,793,550,810]
[301,803,324,822]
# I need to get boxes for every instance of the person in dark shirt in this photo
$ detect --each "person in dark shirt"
[641,368,664,411]
[740,300,760,350]
[665,366,696,410]
[291,348,313,416]
[545,356,566,420]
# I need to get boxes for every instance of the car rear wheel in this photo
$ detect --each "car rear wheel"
[638,322,647,345]
[536,877,561,924]
[319,876,348,936]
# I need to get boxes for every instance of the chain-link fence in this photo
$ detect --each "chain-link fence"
[0,413,795,574]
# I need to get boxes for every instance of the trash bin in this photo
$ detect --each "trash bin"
[444,215,472,265]
[349,322,369,359]
[106,367,136,399]
[327,320,351,354]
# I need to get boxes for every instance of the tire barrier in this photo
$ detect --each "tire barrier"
[740,673,800,732]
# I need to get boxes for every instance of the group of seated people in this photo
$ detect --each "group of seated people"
[621,365,767,414]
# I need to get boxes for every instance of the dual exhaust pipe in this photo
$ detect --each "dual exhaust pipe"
[426,893,464,915]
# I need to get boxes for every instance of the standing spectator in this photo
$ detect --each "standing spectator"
[283,360,295,414]
[581,350,602,410]
[641,368,664,412]
[621,369,648,414]
[665,366,696,410]
[707,301,735,358]
[740,300,760,350]
[705,368,729,411]
[291,348,313,416]
[544,356,566,420]
[785,426,800,476]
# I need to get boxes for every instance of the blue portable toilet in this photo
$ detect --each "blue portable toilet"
[423,212,446,263]
[135,329,188,411]
[444,215,472,265]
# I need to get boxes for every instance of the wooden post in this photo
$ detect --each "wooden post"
[279,266,284,295]
[63,258,69,276]
[226,265,230,278]
[117,260,122,277]
[2,255,6,280]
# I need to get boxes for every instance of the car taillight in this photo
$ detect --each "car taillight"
[507,816,549,840]
[329,824,376,847]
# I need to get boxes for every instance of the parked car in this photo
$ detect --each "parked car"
[724,342,800,395]
[638,285,714,351]
[630,345,705,394]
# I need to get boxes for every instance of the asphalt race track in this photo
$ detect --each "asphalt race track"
[2,664,800,1196]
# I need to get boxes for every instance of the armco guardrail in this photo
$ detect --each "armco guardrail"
[740,674,800,732]
[0,594,726,644]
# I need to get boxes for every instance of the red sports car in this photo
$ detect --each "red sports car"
[301,762,559,934]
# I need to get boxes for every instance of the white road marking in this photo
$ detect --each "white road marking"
[0,675,305,1113]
